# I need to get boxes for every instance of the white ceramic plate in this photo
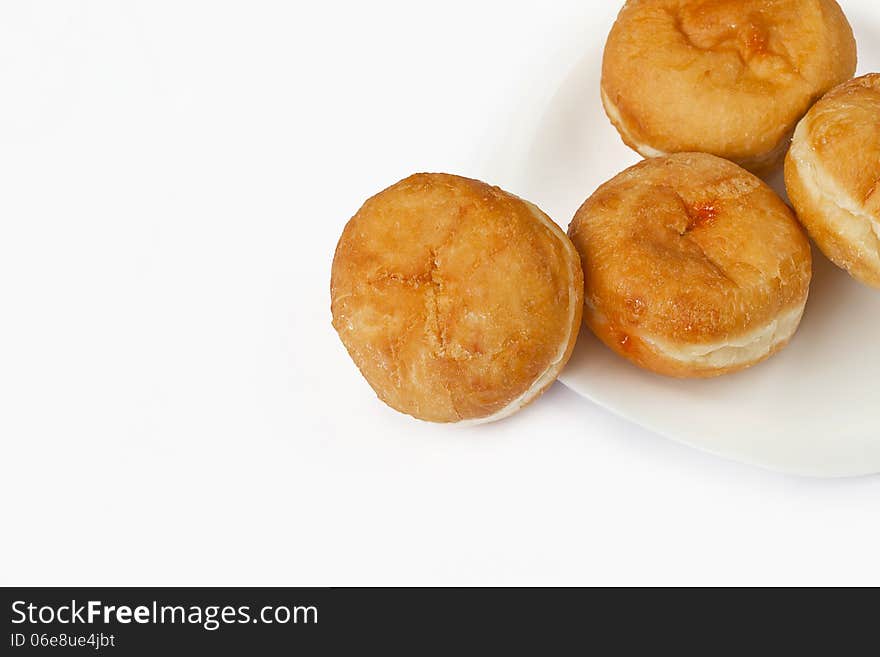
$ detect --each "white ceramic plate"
[500,1,880,477]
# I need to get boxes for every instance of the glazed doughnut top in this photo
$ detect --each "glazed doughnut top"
[798,73,880,222]
[568,153,811,345]
[602,0,857,166]
[331,173,582,423]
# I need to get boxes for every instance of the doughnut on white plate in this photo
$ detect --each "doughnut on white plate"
[488,0,880,477]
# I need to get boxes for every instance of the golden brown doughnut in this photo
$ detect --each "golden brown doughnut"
[601,0,857,173]
[331,173,584,423]
[568,153,812,378]
[785,73,880,288]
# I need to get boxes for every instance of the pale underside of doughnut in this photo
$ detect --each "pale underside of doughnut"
[588,301,806,372]
[635,303,805,369]
[600,86,792,173]
[600,86,667,158]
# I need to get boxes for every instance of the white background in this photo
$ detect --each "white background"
[1,0,878,586]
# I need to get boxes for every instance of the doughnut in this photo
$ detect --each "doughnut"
[785,73,880,289]
[568,153,812,378]
[331,173,584,423]
[601,0,857,173]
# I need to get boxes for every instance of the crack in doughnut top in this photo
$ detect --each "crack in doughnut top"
[785,74,880,288]
[601,0,857,172]
[568,153,812,378]
[331,173,584,423]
